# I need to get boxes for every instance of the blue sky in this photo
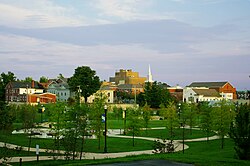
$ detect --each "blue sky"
[0,0,250,90]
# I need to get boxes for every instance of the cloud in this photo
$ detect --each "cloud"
[0,0,85,28]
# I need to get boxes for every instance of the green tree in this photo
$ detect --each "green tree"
[182,103,198,135]
[17,104,36,153]
[160,102,179,140]
[57,73,65,79]
[47,102,66,157]
[138,82,172,108]
[0,105,15,133]
[22,77,33,82]
[211,100,236,149]
[39,76,48,83]
[89,92,106,150]
[68,66,101,103]
[127,107,142,147]
[199,102,213,142]
[230,104,250,160]
[142,103,151,133]
[0,71,16,102]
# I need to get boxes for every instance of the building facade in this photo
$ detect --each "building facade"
[47,78,71,102]
[5,81,44,103]
[183,81,237,103]
[109,69,147,85]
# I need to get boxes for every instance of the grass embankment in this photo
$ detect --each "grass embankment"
[11,139,250,166]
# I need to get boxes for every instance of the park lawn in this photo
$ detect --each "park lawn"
[0,147,60,157]
[126,128,215,140]
[153,138,250,166]
[0,134,154,153]
[108,120,167,129]
[11,139,250,166]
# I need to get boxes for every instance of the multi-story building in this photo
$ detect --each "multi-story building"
[47,78,71,102]
[87,85,115,104]
[183,81,237,103]
[109,69,147,85]
[5,80,55,104]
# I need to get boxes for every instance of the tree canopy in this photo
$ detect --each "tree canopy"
[68,66,101,103]
[0,71,16,102]
[137,81,173,108]
[39,76,48,83]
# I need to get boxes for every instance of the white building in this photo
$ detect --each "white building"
[183,87,223,103]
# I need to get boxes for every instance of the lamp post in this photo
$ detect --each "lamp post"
[178,103,181,120]
[104,105,108,153]
[123,108,127,135]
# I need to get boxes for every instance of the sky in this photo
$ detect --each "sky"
[0,0,250,90]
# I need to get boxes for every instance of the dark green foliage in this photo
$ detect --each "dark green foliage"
[0,105,15,132]
[211,100,236,149]
[138,82,173,108]
[0,71,16,102]
[199,102,213,142]
[39,76,48,83]
[230,104,250,160]
[68,66,100,103]
[127,108,143,146]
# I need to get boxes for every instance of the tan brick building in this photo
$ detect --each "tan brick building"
[109,69,146,85]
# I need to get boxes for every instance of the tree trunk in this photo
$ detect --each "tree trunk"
[221,135,224,149]
[80,136,85,160]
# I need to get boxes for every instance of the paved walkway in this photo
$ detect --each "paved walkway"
[0,127,219,164]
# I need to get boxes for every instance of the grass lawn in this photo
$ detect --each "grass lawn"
[108,120,167,129]
[11,139,250,166]
[125,128,215,140]
[0,134,154,153]
[0,147,60,157]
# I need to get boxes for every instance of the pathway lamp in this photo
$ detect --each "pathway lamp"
[104,105,108,153]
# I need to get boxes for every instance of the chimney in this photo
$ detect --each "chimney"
[32,80,35,88]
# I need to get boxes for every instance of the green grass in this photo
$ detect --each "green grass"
[126,128,215,140]
[0,134,154,153]
[11,139,250,166]
[0,147,60,157]
[108,120,167,129]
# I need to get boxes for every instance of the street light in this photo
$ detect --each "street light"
[104,105,108,153]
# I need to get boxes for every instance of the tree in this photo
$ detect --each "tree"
[0,71,16,102]
[18,104,36,153]
[127,107,142,147]
[142,103,151,133]
[68,66,101,103]
[211,100,236,149]
[22,77,33,82]
[39,76,48,83]
[57,73,65,79]
[160,102,179,140]
[199,102,213,142]
[0,105,15,133]
[230,104,250,160]
[182,103,198,135]
[138,82,172,108]
[89,92,106,150]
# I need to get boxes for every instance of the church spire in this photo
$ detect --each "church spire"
[147,64,153,83]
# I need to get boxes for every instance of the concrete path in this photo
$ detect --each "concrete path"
[0,127,219,164]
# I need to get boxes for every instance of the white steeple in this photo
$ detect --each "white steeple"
[147,64,153,83]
